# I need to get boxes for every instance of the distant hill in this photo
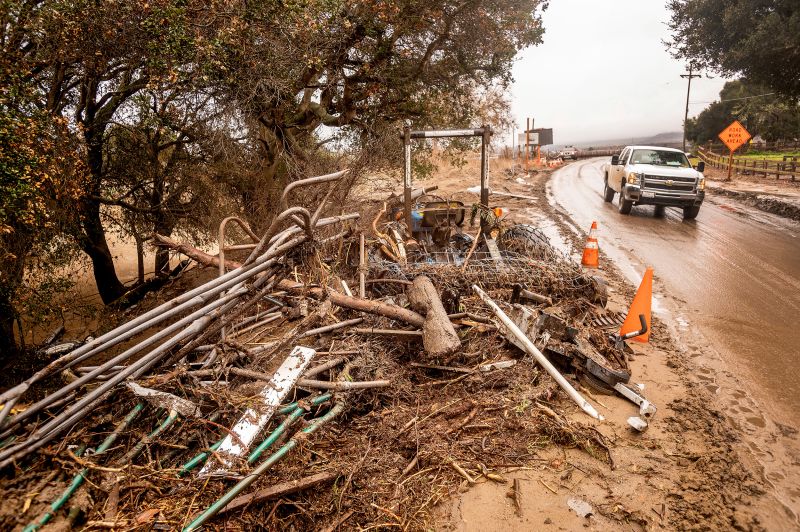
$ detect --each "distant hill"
[547,131,684,150]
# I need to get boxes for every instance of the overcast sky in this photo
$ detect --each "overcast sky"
[510,0,730,146]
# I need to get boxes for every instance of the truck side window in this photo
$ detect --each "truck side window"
[618,149,628,164]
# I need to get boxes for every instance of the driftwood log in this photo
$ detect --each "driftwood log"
[407,276,461,358]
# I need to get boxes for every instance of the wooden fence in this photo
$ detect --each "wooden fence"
[697,147,799,181]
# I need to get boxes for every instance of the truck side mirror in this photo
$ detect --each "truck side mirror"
[696,161,705,173]
[611,155,619,165]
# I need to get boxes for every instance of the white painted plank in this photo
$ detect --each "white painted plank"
[199,345,316,476]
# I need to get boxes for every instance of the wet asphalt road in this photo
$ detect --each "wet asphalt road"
[549,158,800,423]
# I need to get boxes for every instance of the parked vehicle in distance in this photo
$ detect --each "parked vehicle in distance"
[601,146,705,219]
[559,146,578,160]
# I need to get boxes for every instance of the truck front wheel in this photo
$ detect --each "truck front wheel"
[603,175,615,202]
[683,205,701,220]
[618,194,633,215]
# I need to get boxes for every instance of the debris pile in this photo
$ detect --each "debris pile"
[0,168,654,530]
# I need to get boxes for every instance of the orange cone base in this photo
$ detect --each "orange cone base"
[581,247,598,268]
[620,267,653,343]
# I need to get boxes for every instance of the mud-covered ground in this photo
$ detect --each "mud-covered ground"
[704,166,800,222]
[425,161,797,530]
[3,157,796,531]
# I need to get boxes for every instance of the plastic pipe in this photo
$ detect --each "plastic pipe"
[183,402,344,531]
[248,394,333,463]
[22,403,144,531]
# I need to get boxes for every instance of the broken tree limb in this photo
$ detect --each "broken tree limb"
[409,362,474,374]
[296,379,390,390]
[277,280,425,328]
[408,276,461,358]
[303,357,346,379]
[351,328,422,340]
[153,234,241,271]
[472,285,604,421]
[219,471,340,514]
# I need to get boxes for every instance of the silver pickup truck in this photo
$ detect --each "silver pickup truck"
[602,145,705,219]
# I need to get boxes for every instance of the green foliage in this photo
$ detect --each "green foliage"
[0,0,548,354]
[686,80,800,144]
[667,0,800,97]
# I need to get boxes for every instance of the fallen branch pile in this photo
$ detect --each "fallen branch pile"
[0,172,626,531]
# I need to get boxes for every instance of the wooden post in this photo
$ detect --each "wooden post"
[727,149,734,180]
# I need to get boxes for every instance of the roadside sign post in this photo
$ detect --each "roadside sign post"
[718,120,751,180]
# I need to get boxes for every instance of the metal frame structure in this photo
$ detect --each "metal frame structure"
[402,126,492,232]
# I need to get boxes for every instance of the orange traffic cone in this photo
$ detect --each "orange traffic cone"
[581,222,599,268]
[620,266,653,343]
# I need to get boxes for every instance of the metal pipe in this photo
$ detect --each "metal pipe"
[359,233,366,298]
[229,312,282,339]
[2,290,245,435]
[178,438,224,476]
[480,125,491,234]
[2,215,357,453]
[0,253,278,405]
[0,312,217,466]
[182,402,345,532]
[409,129,486,138]
[404,126,413,231]
[472,285,604,421]
[279,169,348,211]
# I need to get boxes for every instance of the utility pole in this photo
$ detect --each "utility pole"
[680,65,701,152]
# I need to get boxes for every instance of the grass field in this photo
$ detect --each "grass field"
[738,151,800,161]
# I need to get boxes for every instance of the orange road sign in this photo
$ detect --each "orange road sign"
[718,120,751,153]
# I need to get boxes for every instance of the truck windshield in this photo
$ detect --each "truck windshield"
[630,149,690,168]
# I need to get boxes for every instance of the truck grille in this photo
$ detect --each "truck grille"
[641,174,695,193]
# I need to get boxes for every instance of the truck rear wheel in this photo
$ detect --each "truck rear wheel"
[603,175,615,202]
[683,205,701,220]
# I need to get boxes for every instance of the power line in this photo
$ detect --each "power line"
[689,92,776,105]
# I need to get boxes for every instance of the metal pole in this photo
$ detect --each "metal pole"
[525,118,530,172]
[403,125,412,230]
[480,125,491,234]
[472,285,604,421]
[359,233,366,298]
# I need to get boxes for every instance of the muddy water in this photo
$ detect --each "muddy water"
[549,158,800,425]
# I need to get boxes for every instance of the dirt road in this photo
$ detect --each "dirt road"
[550,158,800,425]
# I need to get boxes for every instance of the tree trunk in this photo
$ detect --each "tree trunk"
[79,215,126,304]
[0,293,19,361]
[0,236,27,361]
[79,137,125,304]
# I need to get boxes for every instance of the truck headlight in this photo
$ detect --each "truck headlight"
[626,172,639,184]
[698,177,705,190]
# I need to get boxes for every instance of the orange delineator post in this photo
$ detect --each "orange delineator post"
[620,266,653,343]
[581,222,599,268]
